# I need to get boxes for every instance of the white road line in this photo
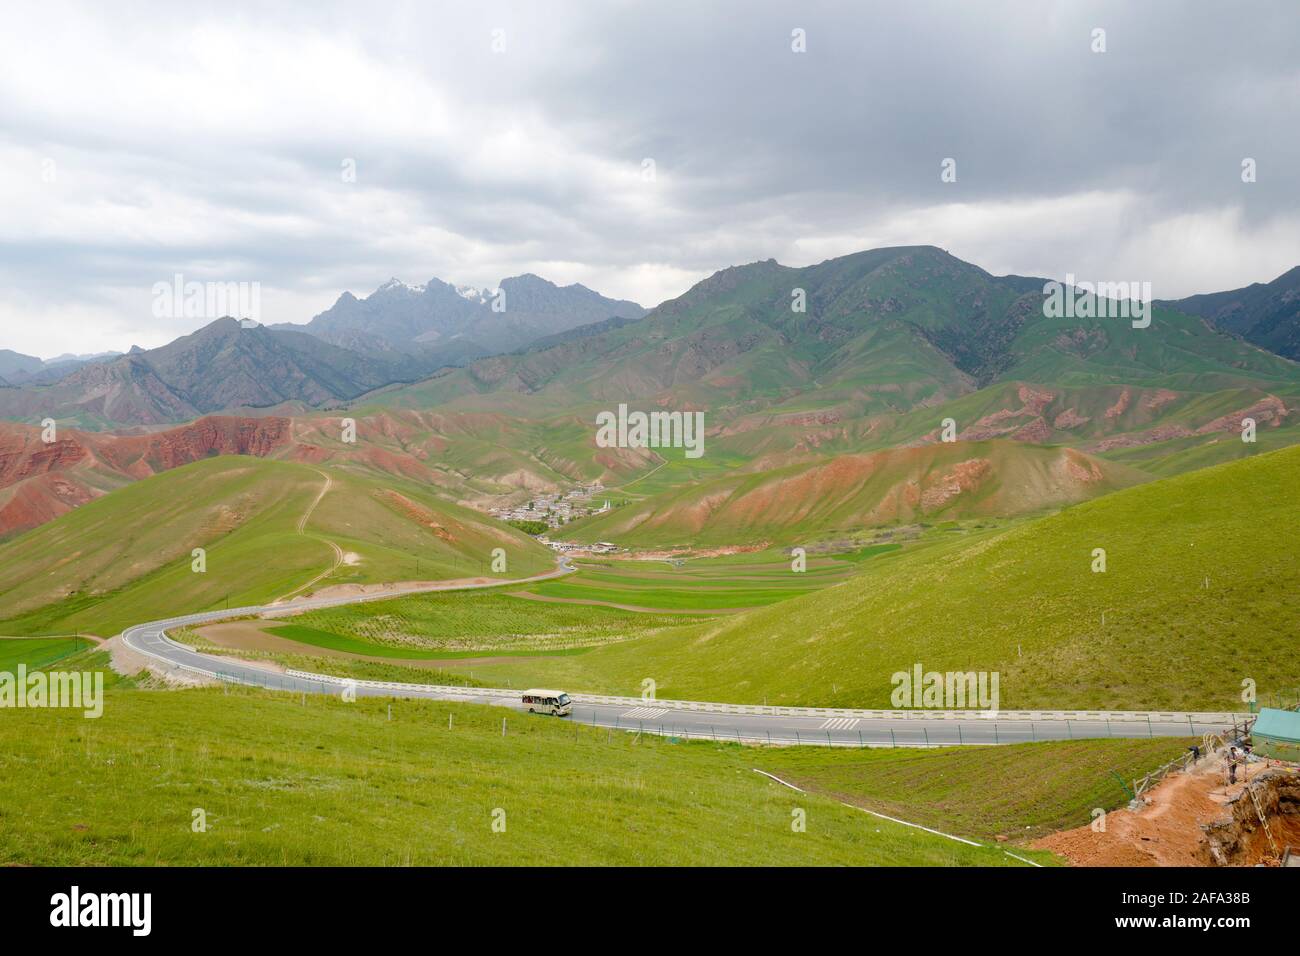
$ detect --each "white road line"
[819,717,860,730]
[751,769,1043,867]
[621,706,669,720]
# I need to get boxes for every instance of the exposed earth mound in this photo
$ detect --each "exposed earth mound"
[563,440,1143,547]
[0,416,292,538]
[1035,753,1300,867]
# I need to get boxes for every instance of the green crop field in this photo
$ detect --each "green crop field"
[169,630,491,687]
[0,678,1050,866]
[446,446,1300,711]
[279,590,707,653]
[233,550,882,673]
[523,552,866,610]
[0,636,94,670]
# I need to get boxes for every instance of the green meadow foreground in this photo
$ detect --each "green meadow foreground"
[0,652,1194,866]
[0,672,1032,866]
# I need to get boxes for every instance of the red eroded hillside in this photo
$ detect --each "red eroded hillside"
[0,416,292,539]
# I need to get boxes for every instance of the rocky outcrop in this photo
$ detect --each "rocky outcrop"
[1195,395,1288,434]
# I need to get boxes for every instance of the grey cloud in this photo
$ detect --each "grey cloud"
[1,0,1298,356]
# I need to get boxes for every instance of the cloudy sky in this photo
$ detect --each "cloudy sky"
[2,0,1298,357]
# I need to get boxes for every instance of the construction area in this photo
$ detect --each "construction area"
[1037,709,1300,867]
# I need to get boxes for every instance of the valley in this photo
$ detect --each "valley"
[3,244,1298,874]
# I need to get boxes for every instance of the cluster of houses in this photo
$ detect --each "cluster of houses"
[540,538,619,555]
[487,482,611,529]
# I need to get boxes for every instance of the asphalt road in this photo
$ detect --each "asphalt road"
[121,559,1245,748]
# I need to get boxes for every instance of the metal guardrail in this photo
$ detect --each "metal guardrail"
[123,591,1247,735]
[277,669,1245,725]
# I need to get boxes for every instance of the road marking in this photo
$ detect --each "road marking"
[621,706,668,720]
[819,717,860,730]
[751,769,1042,867]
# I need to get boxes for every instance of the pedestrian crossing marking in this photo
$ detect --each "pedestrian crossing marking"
[819,717,860,730]
[621,706,668,720]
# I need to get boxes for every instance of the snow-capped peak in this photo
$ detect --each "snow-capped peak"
[376,277,425,295]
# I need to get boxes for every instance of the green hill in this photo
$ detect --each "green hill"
[459,444,1300,711]
[564,440,1147,548]
[375,246,1300,414]
[354,245,1299,509]
[0,456,552,637]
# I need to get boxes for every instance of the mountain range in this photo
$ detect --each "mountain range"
[272,272,646,356]
[1,246,1298,547]
[0,273,647,428]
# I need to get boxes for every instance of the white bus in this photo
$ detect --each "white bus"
[522,689,572,716]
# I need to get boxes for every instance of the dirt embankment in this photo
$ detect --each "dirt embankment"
[1202,768,1300,865]
[1035,752,1299,867]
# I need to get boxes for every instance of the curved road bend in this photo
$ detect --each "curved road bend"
[122,559,1245,748]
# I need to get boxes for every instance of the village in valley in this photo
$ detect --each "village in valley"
[484,481,621,553]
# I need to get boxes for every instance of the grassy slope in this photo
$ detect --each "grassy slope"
[0,456,552,638]
[458,445,1300,710]
[755,738,1193,843]
[563,440,1146,548]
[0,685,1040,866]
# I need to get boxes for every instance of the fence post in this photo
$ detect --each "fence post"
[890,728,896,748]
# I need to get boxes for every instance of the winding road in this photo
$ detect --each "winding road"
[120,556,1246,748]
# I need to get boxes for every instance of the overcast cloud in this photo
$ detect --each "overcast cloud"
[2,0,1298,357]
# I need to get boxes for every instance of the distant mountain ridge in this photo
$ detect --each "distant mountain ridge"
[0,318,438,428]
[1165,266,1300,361]
[0,349,122,387]
[386,245,1299,418]
[276,272,646,355]
[0,272,645,428]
